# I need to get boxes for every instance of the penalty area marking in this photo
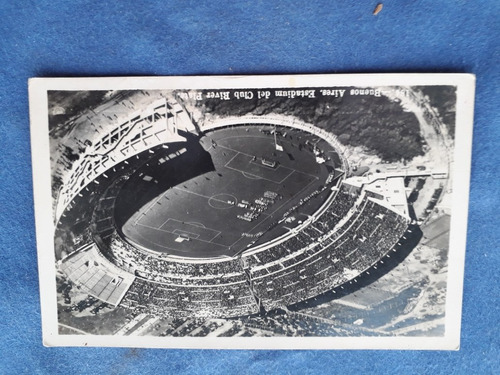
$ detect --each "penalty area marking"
[224,152,295,184]
[219,135,320,179]
[136,222,228,248]
[160,218,222,242]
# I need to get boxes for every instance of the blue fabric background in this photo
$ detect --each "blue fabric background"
[0,1,498,374]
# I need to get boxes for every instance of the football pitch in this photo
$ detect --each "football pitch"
[117,125,339,258]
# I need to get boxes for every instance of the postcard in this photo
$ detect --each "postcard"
[29,73,475,349]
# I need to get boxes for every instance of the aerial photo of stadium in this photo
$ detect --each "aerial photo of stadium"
[48,83,457,338]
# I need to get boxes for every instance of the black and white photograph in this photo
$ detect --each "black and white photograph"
[29,74,474,349]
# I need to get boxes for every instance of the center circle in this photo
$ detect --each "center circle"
[208,193,238,209]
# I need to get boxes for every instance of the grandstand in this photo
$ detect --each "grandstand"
[247,194,409,310]
[54,98,191,223]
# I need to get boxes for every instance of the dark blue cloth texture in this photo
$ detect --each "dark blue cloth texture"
[0,0,498,374]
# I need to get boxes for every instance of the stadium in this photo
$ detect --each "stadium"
[55,95,412,319]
